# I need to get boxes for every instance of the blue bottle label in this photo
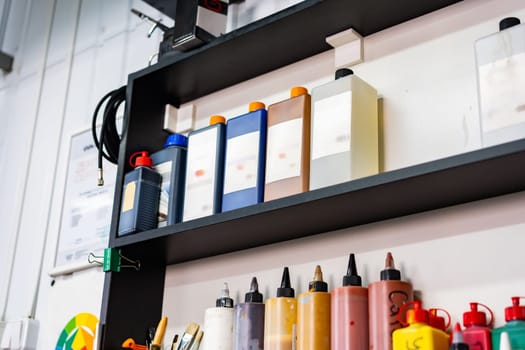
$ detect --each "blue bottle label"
[224,131,260,194]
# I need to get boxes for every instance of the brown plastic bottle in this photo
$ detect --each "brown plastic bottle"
[264,86,311,201]
[368,252,413,350]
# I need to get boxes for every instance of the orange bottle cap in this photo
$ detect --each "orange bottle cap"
[290,86,308,98]
[249,101,265,112]
[209,115,226,125]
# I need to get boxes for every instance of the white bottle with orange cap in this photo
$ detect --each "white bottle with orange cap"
[222,102,268,211]
[265,86,311,201]
[183,115,226,221]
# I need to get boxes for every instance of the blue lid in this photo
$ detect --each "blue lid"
[164,133,188,148]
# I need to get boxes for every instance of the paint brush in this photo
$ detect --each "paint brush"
[170,333,179,350]
[176,322,200,350]
[150,316,168,350]
[188,330,203,350]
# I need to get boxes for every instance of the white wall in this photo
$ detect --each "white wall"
[0,0,523,349]
[0,0,168,348]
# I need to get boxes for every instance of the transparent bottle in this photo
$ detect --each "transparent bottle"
[475,17,525,147]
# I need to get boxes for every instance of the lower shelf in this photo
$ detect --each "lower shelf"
[111,138,525,265]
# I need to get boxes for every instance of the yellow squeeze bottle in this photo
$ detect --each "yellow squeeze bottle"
[264,267,297,350]
[297,265,330,350]
[392,301,449,350]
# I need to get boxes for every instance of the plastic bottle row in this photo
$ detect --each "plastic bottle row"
[117,68,379,236]
[188,253,524,350]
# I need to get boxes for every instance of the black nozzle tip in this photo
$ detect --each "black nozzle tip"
[499,17,521,31]
[335,68,354,80]
[343,253,362,286]
[245,277,263,303]
[277,267,295,298]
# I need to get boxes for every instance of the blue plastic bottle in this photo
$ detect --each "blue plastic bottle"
[222,102,267,211]
[492,297,525,350]
[118,151,161,236]
[150,133,188,227]
[183,116,226,221]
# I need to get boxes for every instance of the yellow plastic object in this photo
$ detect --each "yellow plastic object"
[392,322,450,350]
[392,301,449,350]
[264,297,297,350]
[297,292,330,350]
[209,115,226,125]
[249,101,265,112]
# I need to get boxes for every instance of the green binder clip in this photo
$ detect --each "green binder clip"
[88,248,140,272]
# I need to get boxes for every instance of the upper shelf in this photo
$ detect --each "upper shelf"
[129,0,463,106]
[112,138,525,265]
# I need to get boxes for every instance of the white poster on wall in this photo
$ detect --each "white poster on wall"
[50,129,117,276]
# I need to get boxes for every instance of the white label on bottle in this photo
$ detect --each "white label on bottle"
[479,52,525,132]
[223,131,260,194]
[265,118,303,184]
[183,128,218,221]
[311,91,352,160]
[153,161,172,227]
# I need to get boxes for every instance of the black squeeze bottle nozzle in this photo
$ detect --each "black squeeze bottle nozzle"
[277,267,295,298]
[335,68,354,80]
[245,277,263,303]
[309,265,328,292]
[343,253,362,286]
[380,252,401,281]
[500,17,521,31]
[216,282,234,308]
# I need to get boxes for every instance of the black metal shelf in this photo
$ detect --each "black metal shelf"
[99,1,476,349]
[129,0,462,107]
[112,139,525,265]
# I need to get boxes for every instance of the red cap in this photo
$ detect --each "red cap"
[405,301,429,325]
[129,151,153,168]
[463,302,493,327]
[505,297,525,322]
[429,308,451,331]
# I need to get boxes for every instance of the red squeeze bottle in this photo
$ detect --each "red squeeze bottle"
[462,302,494,350]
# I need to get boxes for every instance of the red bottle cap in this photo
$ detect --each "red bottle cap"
[429,308,451,331]
[129,151,153,168]
[463,302,494,327]
[401,301,429,325]
[505,297,525,322]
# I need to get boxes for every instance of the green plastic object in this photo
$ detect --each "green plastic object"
[103,248,122,272]
[492,297,525,349]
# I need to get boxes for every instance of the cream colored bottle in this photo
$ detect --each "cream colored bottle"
[201,283,234,350]
[265,86,311,201]
[310,68,378,190]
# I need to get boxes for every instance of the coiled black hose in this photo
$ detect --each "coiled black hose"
[91,86,126,186]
